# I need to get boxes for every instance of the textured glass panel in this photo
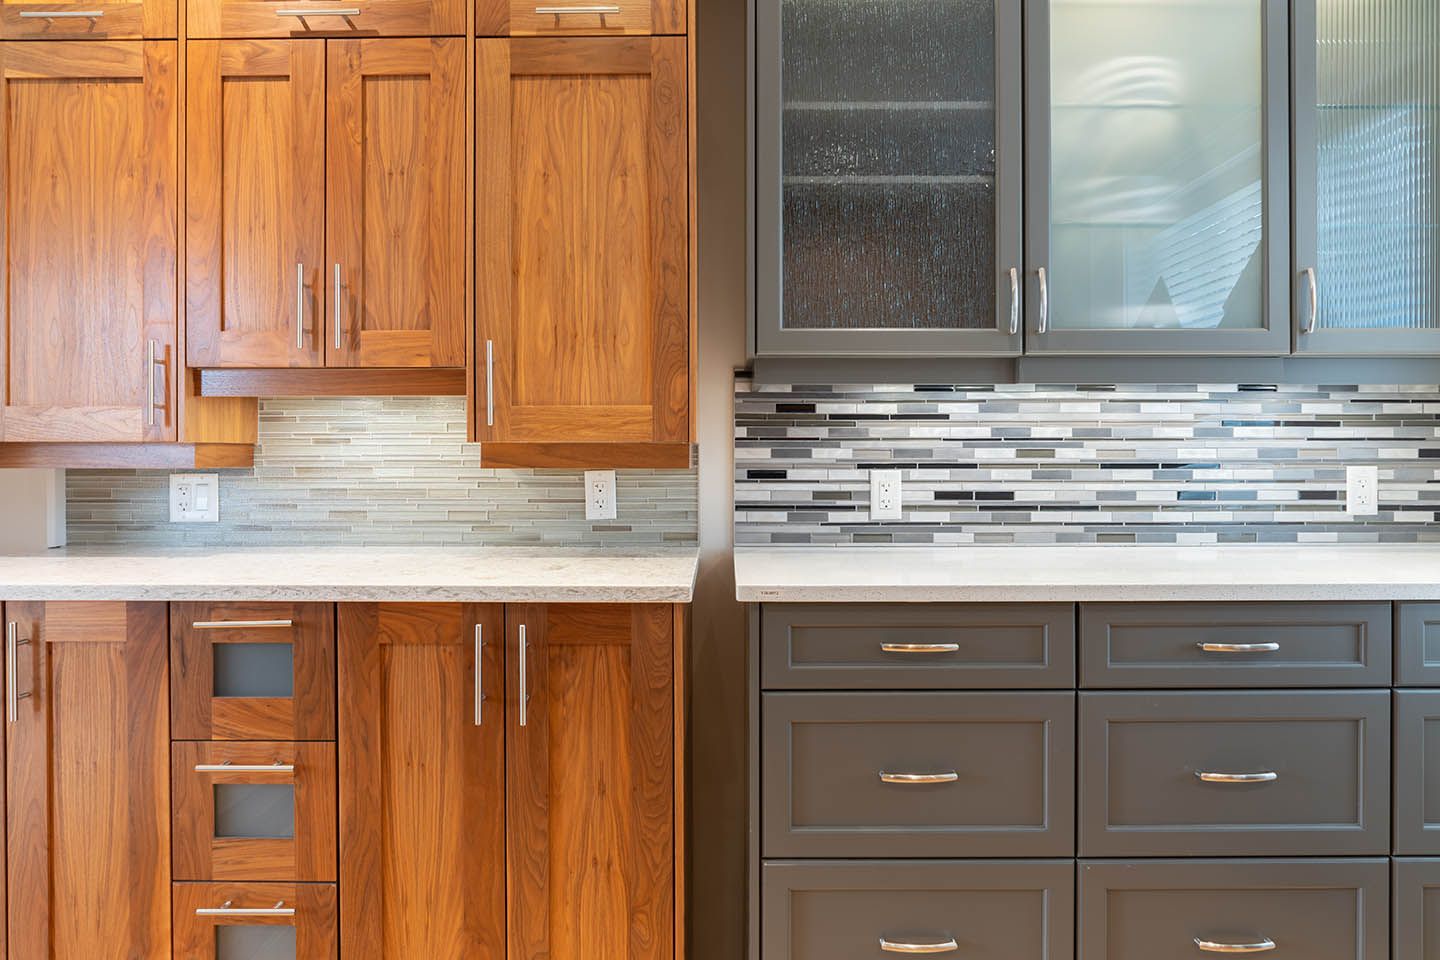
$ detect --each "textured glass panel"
[1316,0,1440,330]
[1048,0,1266,331]
[214,784,295,840]
[780,0,998,331]
[213,643,294,699]
[216,925,297,960]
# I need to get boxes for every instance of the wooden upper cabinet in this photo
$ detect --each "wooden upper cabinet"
[326,39,468,369]
[338,603,504,960]
[476,38,689,455]
[187,39,325,369]
[188,0,463,39]
[5,601,171,960]
[507,603,676,960]
[0,42,178,444]
[0,0,173,39]
[476,0,682,38]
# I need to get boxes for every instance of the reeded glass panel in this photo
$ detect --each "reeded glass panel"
[1048,0,1266,331]
[216,925,297,960]
[213,643,294,699]
[214,784,295,840]
[780,0,997,330]
[1315,0,1440,330]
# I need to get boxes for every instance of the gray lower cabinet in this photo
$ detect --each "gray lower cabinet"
[1396,860,1440,960]
[1395,693,1440,854]
[763,860,1074,960]
[1398,604,1440,686]
[762,691,1074,857]
[1078,691,1391,857]
[1078,859,1389,960]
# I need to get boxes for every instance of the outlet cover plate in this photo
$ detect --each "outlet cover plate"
[1346,465,1379,517]
[585,470,617,521]
[170,473,220,523]
[870,470,903,521]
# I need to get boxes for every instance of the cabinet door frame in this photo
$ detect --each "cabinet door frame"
[1023,0,1293,356]
[752,1,1023,358]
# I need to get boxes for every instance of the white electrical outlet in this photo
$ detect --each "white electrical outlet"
[585,470,617,521]
[1346,465,1379,517]
[170,474,220,523]
[870,470,903,521]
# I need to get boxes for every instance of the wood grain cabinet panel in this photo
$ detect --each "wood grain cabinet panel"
[478,0,683,39]
[476,38,689,455]
[0,42,179,444]
[174,881,338,959]
[186,39,325,369]
[0,0,174,38]
[337,603,504,960]
[188,0,463,38]
[4,601,170,960]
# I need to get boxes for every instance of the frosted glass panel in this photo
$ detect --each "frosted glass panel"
[1048,0,1266,331]
[1315,0,1440,330]
[214,784,295,840]
[213,643,294,699]
[216,925,297,960]
[780,0,998,330]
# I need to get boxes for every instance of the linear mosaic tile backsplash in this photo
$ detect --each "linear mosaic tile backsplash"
[736,381,1440,545]
[69,398,697,547]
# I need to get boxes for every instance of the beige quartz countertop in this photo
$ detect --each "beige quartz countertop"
[735,545,1440,603]
[0,547,698,603]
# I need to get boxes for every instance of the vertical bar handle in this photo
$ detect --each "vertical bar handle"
[334,263,343,351]
[474,623,484,726]
[1007,267,1020,336]
[485,340,495,427]
[1036,266,1049,334]
[518,623,528,727]
[5,622,16,725]
[1303,267,1319,334]
[295,262,306,351]
[146,339,159,428]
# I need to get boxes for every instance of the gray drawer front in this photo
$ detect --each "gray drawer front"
[764,860,1074,960]
[1395,693,1440,854]
[1398,604,1440,686]
[1079,859,1388,960]
[762,604,1076,690]
[1078,691,1391,857]
[762,692,1075,857]
[1079,602,1392,688]
[1395,860,1440,960]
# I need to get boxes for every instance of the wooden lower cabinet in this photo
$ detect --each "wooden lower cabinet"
[173,881,337,959]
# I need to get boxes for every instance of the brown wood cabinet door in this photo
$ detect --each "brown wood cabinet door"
[187,0,463,40]
[0,42,178,444]
[0,0,174,39]
[5,601,170,960]
[337,603,504,960]
[174,881,337,959]
[187,39,324,369]
[476,38,689,448]
[326,39,468,370]
[506,603,675,960]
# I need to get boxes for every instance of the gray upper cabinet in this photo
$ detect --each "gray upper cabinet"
[754,0,1024,356]
[1292,0,1440,356]
[1023,0,1292,356]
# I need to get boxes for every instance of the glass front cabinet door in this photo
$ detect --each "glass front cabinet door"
[1293,0,1440,355]
[1023,0,1292,355]
[755,0,1024,356]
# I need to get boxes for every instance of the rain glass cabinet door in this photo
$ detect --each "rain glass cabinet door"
[1293,0,1440,355]
[755,0,1023,357]
[1024,0,1291,355]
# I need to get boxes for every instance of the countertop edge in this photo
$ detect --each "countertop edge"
[736,585,1440,603]
[0,585,696,604]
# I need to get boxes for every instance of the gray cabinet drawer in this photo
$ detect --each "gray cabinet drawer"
[1395,692,1440,854]
[762,692,1074,857]
[762,604,1075,690]
[1395,860,1440,960]
[1398,604,1440,686]
[1078,859,1388,960]
[1078,691,1390,857]
[764,860,1074,960]
[1079,602,1392,688]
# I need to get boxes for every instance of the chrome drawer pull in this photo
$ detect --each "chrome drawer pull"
[880,939,958,955]
[194,760,296,774]
[881,642,960,655]
[1195,771,1278,784]
[1195,938,1276,954]
[1197,642,1280,654]
[5,623,30,724]
[879,771,958,785]
[197,900,295,918]
[192,619,294,630]
[19,9,104,17]
[276,6,360,13]
[534,4,620,11]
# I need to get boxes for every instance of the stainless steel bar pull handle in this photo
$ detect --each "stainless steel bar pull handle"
[1195,771,1279,784]
[295,262,306,351]
[194,760,297,774]
[197,900,296,918]
[880,939,959,955]
[1198,642,1280,654]
[879,771,959,785]
[276,6,360,13]
[1303,267,1319,334]
[1195,939,1276,955]
[518,623,528,727]
[485,340,495,427]
[474,623,484,726]
[1036,266,1049,334]
[880,642,960,654]
[19,9,104,17]
[334,263,343,351]
[534,4,620,11]
[5,622,19,725]
[192,619,294,630]
[1007,267,1020,336]
[146,339,159,428]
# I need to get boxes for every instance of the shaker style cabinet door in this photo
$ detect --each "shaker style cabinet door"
[0,42,179,444]
[337,603,505,960]
[5,601,171,960]
[1292,0,1440,355]
[186,39,325,369]
[754,0,1023,357]
[325,38,468,370]
[0,0,174,39]
[186,0,463,39]
[475,38,689,450]
[1023,0,1292,355]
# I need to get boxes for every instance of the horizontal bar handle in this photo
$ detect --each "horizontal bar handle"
[1195,938,1276,955]
[197,900,295,918]
[194,761,295,774]
[192,619,293,630]
[1197,642,1280,654]
[535,4,620,11]
[276,6,359,14]
[880,939,959,955]
[881,642,961,654]
[18,9,104,16]
[1195,771,1278,784]
[879,771,959,785]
